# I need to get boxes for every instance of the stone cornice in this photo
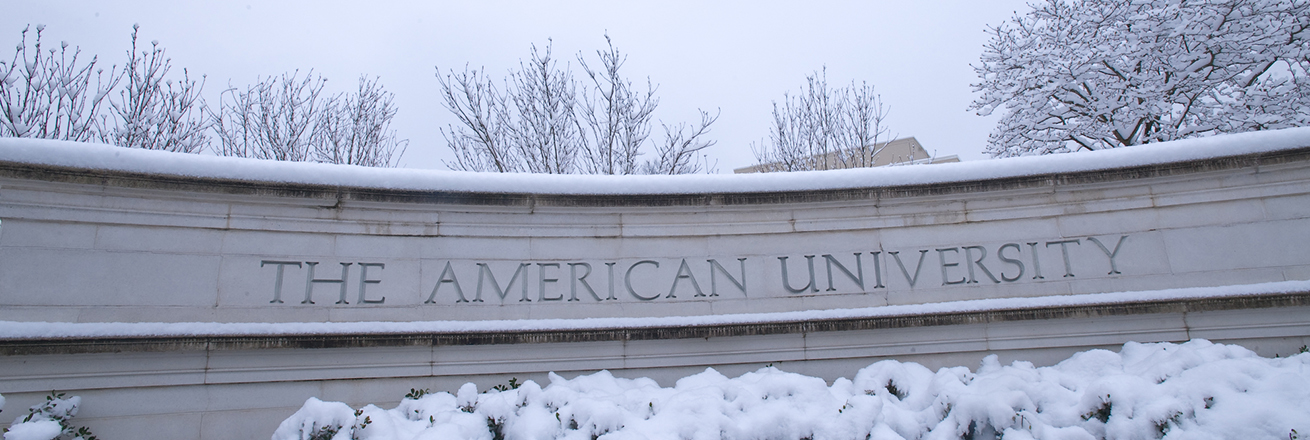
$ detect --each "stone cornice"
[4,291,1305,356]
[1,146,1308,208]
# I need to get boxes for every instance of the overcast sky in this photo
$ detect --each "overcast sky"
[5,1,1033,171]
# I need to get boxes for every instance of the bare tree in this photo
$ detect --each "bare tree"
[576,34,657,175]
[506,42,580,174]
[833,80,890,168]
[316,76,407,167]
[106,24,209,153]
[213,71,327,162]
[751,69,891,171]
[438,36,719,175]
[439,42,580,174]
[438,67,518,172]
[644,109,719,175]
[0,25,119,141]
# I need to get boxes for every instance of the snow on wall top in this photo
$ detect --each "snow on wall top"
[2,128,1309,195]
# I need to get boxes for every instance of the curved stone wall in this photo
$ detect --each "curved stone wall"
[2,131,1310,439]
[2,135,1309,325]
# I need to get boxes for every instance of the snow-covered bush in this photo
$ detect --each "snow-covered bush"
[2,392,96,440]
[275,340,1310,440]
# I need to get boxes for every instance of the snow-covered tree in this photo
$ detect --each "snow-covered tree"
[438,43,579,173]
[576,35,656,175]
[440,41,580,174]
[105,24,209,153]
[315,76,407,167]
[438,66,517,172]
[972,0,1310,157]
[0,25,119,141]
[505,42,581,174]
[438,36,718,174]
[644,109,719,175]
[213,71,327,162]
[751,69,892,172]
[215,71,407,167]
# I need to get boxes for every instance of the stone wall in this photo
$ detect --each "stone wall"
[1,135,1309,439]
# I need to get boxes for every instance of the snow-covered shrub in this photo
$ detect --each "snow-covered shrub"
[276,340,1310,440]
[3,392,96,440]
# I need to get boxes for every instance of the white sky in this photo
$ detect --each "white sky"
[4,1,1033,171]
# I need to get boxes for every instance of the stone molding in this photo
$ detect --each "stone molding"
[3,291,1305,356]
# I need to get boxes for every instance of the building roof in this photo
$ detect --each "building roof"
[733,137,957,173]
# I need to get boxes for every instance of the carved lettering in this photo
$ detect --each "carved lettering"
[891,250,930,287]
[305,262,352,304]
[626,260,660,301]
[823,253,864,292]
[1027,242,1044,280]
[427,261,464,304]
[708,258,748,297]
[1045,239,1080,277]
[473,263,530,303]
[778,256,818,293]
[538,263,562,301]
[996,243,1025,282]
[604,262,618,300]
[260,260,302,304]
[937,248,966,285]
[568,263,600,302]
[962,246,1000,284]
[668,259,704,298]
[257,234,1135,307]
[870,251,885,289]
[356,263,385,304]
[1087,235,1128,275]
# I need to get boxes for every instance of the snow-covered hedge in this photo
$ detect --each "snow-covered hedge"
[275,340,1310,440]
[1,392,96,440]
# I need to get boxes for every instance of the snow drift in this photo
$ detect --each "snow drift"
[273,340,1310,440]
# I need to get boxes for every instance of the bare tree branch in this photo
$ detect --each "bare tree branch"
[645,109,719,175]
[437,66,517,172]
[0,25,120,141]
[506,41,579,174]
[316,76,407,167]
[437,35,717,175]
[106,24,209,153]
[577,34,657,175]
[750,69,892,172]
[213,70,327,162]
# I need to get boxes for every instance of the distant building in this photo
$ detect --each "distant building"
[733,137,959,173]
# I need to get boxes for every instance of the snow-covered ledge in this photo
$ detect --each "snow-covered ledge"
[2,129,1310,439]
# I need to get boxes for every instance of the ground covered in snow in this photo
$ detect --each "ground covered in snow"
[273,340,1310,440]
